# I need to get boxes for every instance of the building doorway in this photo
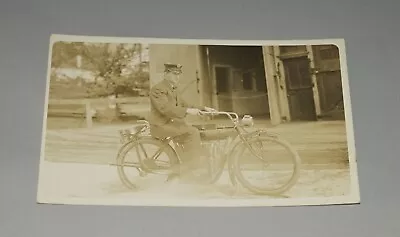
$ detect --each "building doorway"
[214,65,234,111]
[201,45,269,118]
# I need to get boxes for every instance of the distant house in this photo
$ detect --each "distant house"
[148,44,344,125]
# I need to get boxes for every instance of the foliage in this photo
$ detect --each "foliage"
[51,41,149,98]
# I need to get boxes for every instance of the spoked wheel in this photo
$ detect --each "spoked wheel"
[232,135,301,195]
[116,136,179,190]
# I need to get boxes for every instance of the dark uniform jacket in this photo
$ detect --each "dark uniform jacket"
[147,79,204,138]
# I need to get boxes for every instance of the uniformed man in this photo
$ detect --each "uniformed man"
[148,63,215,181]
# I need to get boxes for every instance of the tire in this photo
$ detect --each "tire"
[232,135,301,195]
[116,136,179,190]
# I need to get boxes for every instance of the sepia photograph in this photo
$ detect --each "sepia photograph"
[36,34,360,207]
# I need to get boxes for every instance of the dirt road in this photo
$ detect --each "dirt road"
[37,160,351,206]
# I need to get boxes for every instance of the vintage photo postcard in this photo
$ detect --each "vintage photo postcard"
[36,34,360,207]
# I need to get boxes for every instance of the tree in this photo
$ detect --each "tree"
[51,41,149,98]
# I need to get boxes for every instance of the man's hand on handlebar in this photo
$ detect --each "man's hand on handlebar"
[186,108,202,115]
[186,107,218,116]
[204,106,217,112]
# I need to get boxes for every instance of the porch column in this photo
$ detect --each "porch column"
[262,46,281,125]
[272,46,291,122]
[195,45,204,107]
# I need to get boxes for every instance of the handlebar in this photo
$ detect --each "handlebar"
[137,111,245,127]
[199,110,239,123]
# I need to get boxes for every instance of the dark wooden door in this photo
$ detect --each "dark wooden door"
[283,56,317,121]
[312,45,344,118]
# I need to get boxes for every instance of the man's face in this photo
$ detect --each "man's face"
[165,70,181,86]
